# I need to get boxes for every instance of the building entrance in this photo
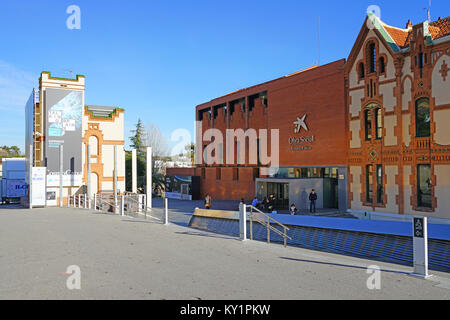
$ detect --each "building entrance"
[257,182,289,211]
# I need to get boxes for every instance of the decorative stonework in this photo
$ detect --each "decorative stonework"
[440,60,448,82]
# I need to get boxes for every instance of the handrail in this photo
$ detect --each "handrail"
[246,205,290,231]
[246,205,292,247]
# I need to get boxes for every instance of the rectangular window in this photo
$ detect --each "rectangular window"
[415,98,430,138]
[376,165,383,204]
[366,165,373,203]
[365,110,372,140]
[375,108,382,139]
[417,164,432,208]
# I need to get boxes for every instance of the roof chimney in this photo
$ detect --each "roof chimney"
[406,19,413,29]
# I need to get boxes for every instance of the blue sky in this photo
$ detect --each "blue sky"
[0,0,448,153]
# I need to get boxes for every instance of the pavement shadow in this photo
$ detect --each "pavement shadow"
[175,231,239,240]
[279,256,410,275]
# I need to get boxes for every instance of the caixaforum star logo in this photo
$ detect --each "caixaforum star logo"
[293,114,309,134]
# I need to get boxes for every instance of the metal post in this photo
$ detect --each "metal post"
[284,227,287,248]
[138,195,142,214]
[94,194,97,211]
[87,144,91,209]
[121,195,125,216]
[412,217,430,278]
[267,219,270,244]
[84,194,87,209]
[59,144,64,207]
[78,195,81,209]
[29,144,33,209]
[146,147,152,210]
[132,149,137,194]
[250,213,253,240]
[114,145,118,214]
[239,203,247,241]
[164,198,169,225]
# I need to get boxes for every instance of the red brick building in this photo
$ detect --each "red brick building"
[168,60,348,211]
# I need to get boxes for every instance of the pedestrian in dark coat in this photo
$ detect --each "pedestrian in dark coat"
[309,189,318,213]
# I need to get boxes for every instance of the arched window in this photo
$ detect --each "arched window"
[88,135,99,156]
[379,57,385,74]
[364,109,372,140]
[415,98,430,137]
[359,62,365,79]
[368,42,376,73]
[375,108,382,139]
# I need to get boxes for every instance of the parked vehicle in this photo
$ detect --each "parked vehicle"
[1,158,26,204]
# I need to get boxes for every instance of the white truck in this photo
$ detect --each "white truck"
[1,158,27,204]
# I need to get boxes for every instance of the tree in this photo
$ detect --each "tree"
[126,120,168,193]
[129,119,146,157]
[184,143,195,166]
[0,145,23,158]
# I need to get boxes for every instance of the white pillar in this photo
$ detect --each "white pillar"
[138,195,142,213]
[132,149,137,194]
[87,144,91,204]
[412,217,430,278]
[164,198,169,225]
[121,195,125,216]
[239,203,247,241]
[114,145,118,214]
[146,147,152,210]
[29,144,33,209]
[59,144,64,207]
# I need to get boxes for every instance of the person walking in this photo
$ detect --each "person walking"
[309,189,318,213]
[205,194,212,209]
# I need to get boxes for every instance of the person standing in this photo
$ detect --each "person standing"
[309,189,318,213]
[205,194,212,209]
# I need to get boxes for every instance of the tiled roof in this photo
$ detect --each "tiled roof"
[383,25,410,48]
[429,17,450,39]
[382,16,449,49]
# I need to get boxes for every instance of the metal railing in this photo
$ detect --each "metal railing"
[67,193,163,222]
[246,205,292,248]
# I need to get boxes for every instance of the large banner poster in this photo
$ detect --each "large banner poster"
[31,167,46,206]
[45,88,83,187]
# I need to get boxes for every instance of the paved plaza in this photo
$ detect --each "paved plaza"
[0,203,449,300]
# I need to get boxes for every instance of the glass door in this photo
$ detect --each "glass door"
[267,183,289,211]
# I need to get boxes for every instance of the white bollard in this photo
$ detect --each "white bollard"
[84,194,87,209]
[164,198,169,225]
[94,194,97,211]
[412,217,430,278]
[78,195,81,209]
[138,195,142,214]
[121,195,125,216]
[239,203,247,241]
